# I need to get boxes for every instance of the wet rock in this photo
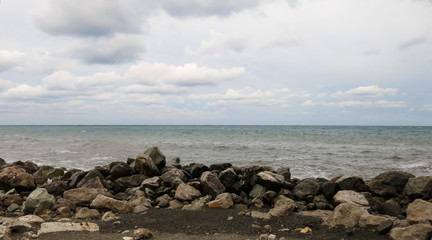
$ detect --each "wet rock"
[43,181,69,196]
[322,181,338,200]
[367,171,414,198]
[182,195,212,210]
[0,166,35,191]
[174,183,201,201]
[183,163,209,178]
[200,171,225,199]
[277,167,291,180]
[336,175,367,192]
[389,223,432,240]
[406,199,432,224]
[250,195,265,208]
[63,188,111,207]
[74,207,100,220]
[249,184,266,198]
[207,193,234,209]
[161,168,186,187]
[324,203,369,228]
[218,168,237,189]
[333,190,369,207]
[378,198,402,217]
[257,171,285,190]
[166,157,181,168]
[37,221,99,235]
[23,188,56,214]
[134,154,160,177]
[144,146,166,169]
[90,194,133,213]
[109,162,132,179]
[140,176,161,189]
[403,176,432,200]
[134,227,153,240]
[293,179,320,200]
[269,195,296,216]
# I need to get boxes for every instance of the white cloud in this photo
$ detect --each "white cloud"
[375,100,407,108]
[420,104,432,111]
[331,85,398,98]
[302,100,407,108]
[0,50,24,72]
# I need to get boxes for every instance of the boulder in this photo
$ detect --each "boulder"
[134,227,154,240]
[378,199,402,217]
[76,169,104,188]
[134,154,160,177]
[90,194,133,213]
[210,163,232,171]
[257,171,285,190]
[218,168,237,189]
[333,190,369,207]
[3,194,23,207]
[56,207,72,218]
[109,162,132,179]
[63,188,111,206]
[182,195,212,211]
[207,193,234,209]
[174,183,201,201]
[74,207,100,220]
[313,195,330,209]
[33,166,64,179]
[23,188,56,214]
[113,174,147,193]
[336,175,367,192]
[37,222,99,235]
[144,146,166,169]
[251,211,272,220]
[269,195,296,216]
[200,171,225,199]
[249,184,266,198]
[42,181,69,196]
[183,163,209,178]
[322,181,338,200]
[403,176,432,200]
[358,214,394,229]
[406,199,432,224]
[293,179,320,200]
[324,203,369,228]
[140,176,161,189]
[68,171,86,188]
[0,166,35,191]
[389,223,432,240]
[367,171,414,198]
[161,168,186,187]
[277,167,291,180]
[80,176,105,189]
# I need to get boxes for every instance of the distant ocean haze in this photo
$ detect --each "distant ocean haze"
[0,125,431,179]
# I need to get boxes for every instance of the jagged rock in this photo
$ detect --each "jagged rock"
[210,163,232,171]
[37,222,99,235]
[161,168,186,187]
[378,199,402,217]
[74,207,100,220]
[389,223,432,240]
[63,188,111,207]
[134,227,153,240]
[174,183,201,201]
[130,196,152,212]
[200,171,225,198]
[277,167,291,180]
[23,188,56,214]
[367,171,414,198]
[109,162,132,179]
[336,175,367,191]
[249,184,266,198]
[269,195,296,216]
[183,163,209,178]
[406,199,432,224]
[293,179,320,200]
[81,176,105,189]
[257,171,285,190]
[134,154,160,177]
[140,176,161,189]
[43,181,69,196]
[218,168,237,189]
[0,166,35,191]
[68,170,86,188]
[182,195,212,210]
[207,193,233,209]
[324,203,369,228]
[113,174,147,193]
[403,176,432,199]
[333,190,369,207]
[90,194,133,213]
[144,146,166,169]
[76,170,104,188]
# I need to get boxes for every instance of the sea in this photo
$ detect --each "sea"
[0,125,431,180]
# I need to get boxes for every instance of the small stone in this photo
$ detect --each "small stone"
[133,228,153,239]
[102,211,120,221]
[300,227,312,234]
[259,234,269,240]
[268,234,277,240]
[227,216,234,221]
[264,225,272,231]
[251,224,261,229]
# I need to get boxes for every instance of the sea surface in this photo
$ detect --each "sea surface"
[0,125,431,179]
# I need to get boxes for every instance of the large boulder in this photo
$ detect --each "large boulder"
[200,171,225,199]
[23,188,56,214]
[333,190,369,207]
[378,199,402,217]
[183,163,209,178]
[269,195,296,216]
[90,194,133,213]
[389,223,432,240]
[293,179,320,200]
[218,168,237,189]
[109,162,132,179]
[335,175,368,192]
[37,222,99,235]
[367,171,414,198]
[144,146,166,169]
[63,188,111,207]
[161,168,186,187]
[76,169,104,188]
[324,203,369,228]
[207,193,234,209]
[113,174,147,193]
[257,171,285,190]
[406,199,432,224]
[42,181,69,196]
[140,176,161,189]
[403,176,432,200]
[0,166,35,191]
[133,154,160,177]
[174,183,201,201]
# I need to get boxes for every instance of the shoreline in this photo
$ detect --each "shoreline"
[1,146,431,239]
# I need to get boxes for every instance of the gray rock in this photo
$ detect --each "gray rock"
[43,181,69,196]
[210,163,232,171]
[333,190,369,207]
[324,203,369,228]
[367,171,414,198]
[140,176,161,189]
[406,199,432,224]
[161,168,186,187]
[113,174,147,193]
[33,166,64,179]
[378,199,402,217]
[174,183,201,201]
[277,167,291,180]
[269,195,296,216]
[183,163,209,178]
[403,176,432,199]
[109,162,132,179]
[249,184,266,198]
[144,146,166,169]
[23,188,56,214]
[63,188,111,207]
[90,194,133,213]
[134,227,153,240]
[336,175,367,192]
[322,181,338,200]
[77,169,104,188]
[257,171,285,190]
[134,154,160,177]
[200,171,225,199]
[293,179,320,200]
[74,207,100,220]
[376,220,393,234]
[389,223,432,240]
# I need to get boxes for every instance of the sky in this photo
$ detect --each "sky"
[0,0,432,125]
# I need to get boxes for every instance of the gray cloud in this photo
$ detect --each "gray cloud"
[398,36,428,50]
[34,0,154,37]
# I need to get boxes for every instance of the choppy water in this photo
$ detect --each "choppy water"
[0,125,431,179]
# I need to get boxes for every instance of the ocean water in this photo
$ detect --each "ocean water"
[0,125,431,179]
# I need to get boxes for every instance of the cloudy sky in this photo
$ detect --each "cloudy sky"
[0,0,431,125]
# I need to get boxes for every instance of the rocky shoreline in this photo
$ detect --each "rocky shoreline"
[0,146,431,240]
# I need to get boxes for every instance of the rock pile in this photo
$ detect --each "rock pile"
[0,148,431,240]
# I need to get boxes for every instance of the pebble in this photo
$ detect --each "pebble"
[264,225,272,232]
[251,224,261,229]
